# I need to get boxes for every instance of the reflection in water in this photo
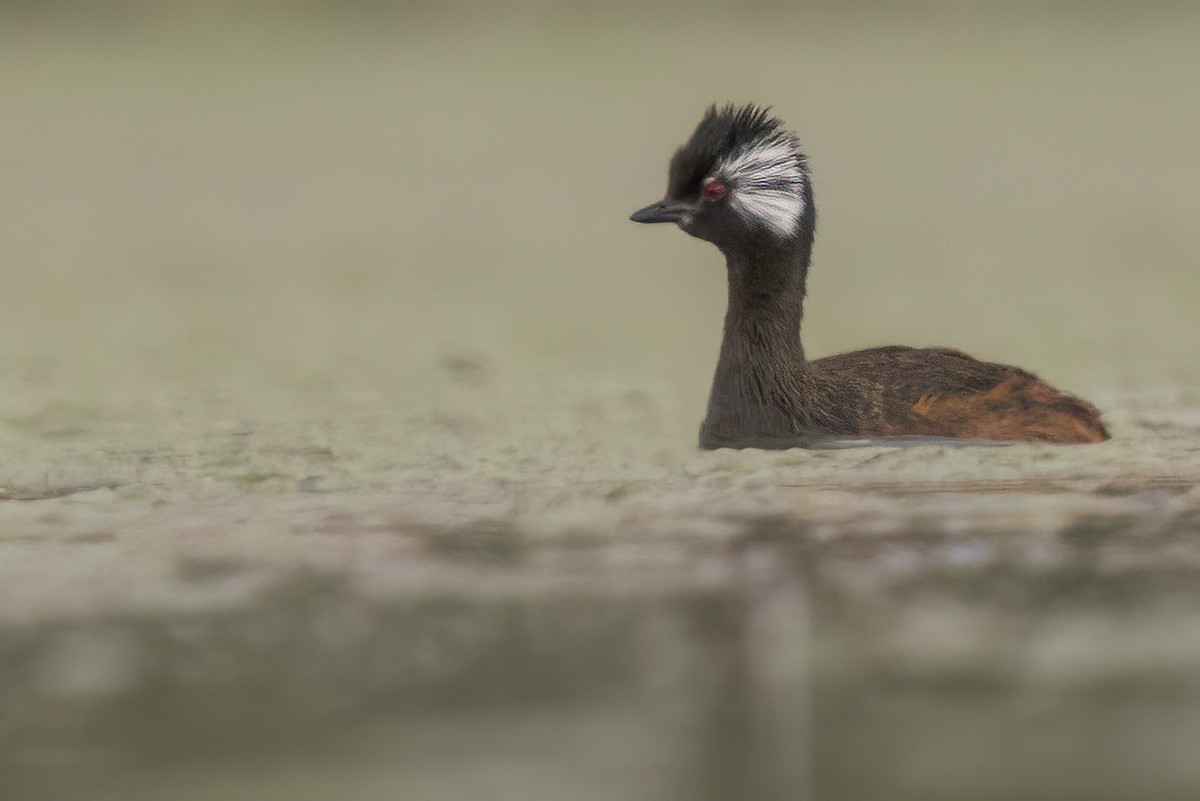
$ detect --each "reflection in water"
[3,527,1200,801]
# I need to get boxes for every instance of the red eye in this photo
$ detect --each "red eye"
[701,177,726,201]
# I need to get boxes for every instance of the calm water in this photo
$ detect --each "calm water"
[5,522,1200,801]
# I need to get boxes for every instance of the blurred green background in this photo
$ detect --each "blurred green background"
[3,1,1197,410]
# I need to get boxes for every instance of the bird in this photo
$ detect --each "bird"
[630,103,1109,450]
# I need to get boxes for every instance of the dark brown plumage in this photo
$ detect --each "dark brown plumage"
[631,104,1109,449]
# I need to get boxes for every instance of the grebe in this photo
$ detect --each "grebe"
[630,104,1108,449]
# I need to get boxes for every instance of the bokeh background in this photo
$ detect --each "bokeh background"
[4,0,1198,408]
[3,3,1200,801]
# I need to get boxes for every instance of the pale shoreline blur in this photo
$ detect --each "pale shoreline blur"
[2,3,1198,399]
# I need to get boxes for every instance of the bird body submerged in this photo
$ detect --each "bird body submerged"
[631,104,1108,449]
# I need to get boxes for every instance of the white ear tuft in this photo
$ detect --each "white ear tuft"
[716,136,806,238]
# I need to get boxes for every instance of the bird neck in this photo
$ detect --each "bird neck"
[713,238,811,386]
[701,235,816,445]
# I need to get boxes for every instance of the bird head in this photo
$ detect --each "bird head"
[630,104,813,252]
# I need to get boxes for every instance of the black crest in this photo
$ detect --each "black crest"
[667,103,802,198]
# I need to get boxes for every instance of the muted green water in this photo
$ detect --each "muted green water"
[2,4,1200,799]
[6,524,1200,801]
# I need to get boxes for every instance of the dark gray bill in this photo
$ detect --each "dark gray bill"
[629,199,691,224]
